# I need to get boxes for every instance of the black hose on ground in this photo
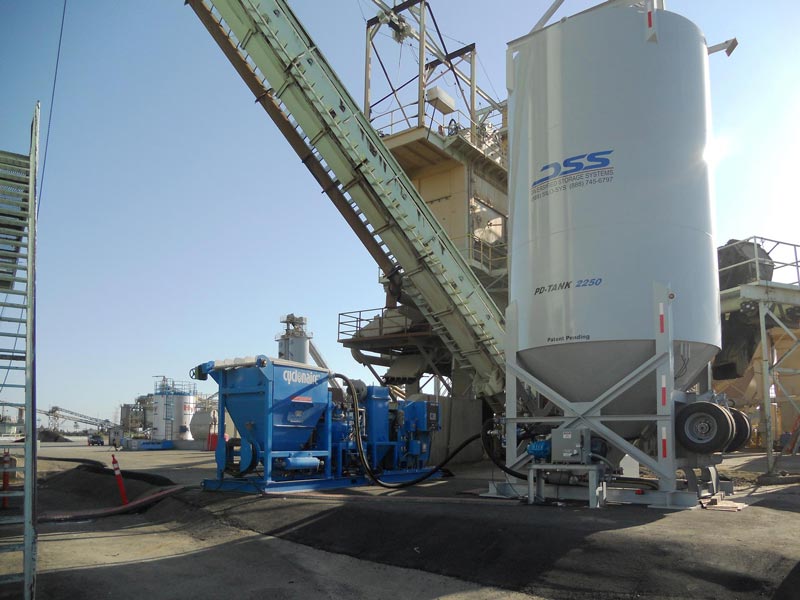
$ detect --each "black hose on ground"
[610,476,660,490]
[333,373,480,489]
[480,418,529,480]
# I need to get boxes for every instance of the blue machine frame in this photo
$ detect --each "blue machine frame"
[194,355,440,493]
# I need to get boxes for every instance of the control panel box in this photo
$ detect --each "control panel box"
[552,427,591,464]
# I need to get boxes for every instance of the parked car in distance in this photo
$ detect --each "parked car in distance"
[88,434,105,446]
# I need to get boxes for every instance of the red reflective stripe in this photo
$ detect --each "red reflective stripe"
[648,11,653,28]
[662,438,668,458]
[659,314,665,333]
[661,387,667,406]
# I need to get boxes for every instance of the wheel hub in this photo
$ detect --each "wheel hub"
[685,413,717,443]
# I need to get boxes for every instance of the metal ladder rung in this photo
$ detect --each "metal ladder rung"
[0,264,27,275]
[0,467,25,473]
[0,190,26,200]
[0,442,24,447]
[0,164,28,175]
[0,213,26,224]
[0,163,29,174]
[0,181,27,191]
[0,172,28,182]
[0,302,27,310]
[0,149,30,166]
[0,227,27,238]
[0,189,27,201]
[0,164,29,176]
[0,384,25,389]
[0,490,24,498]
[0,332,26,339]
[0,317,26,324]
[0,355,26,362]
[0,195,29,207]
[0,515,24,526]
[0,174,28,185]
[0,276,27,285]
[0,240,27,250]
[0,174,28,187]
[0,542,24,553]
[0,251,27,261]
[0,573,24,586]
[0,366,25,371]
[460,348,482,356]
[0,212,27,224]
[0,288,28,297]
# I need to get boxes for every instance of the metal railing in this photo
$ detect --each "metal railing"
[338,307,431,342]
[718,237,800,291]
[154,378,197,396]
[370,102,506,168]
[452,234,508,274]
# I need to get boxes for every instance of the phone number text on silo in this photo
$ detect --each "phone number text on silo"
[530,168,614,201]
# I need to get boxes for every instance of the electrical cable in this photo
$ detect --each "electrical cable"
[333,373,479,489]
[38,0,68,216]
[353,0,368,21]
[480,417,528,480]
[590,452,617,472]
[424,3,468,109]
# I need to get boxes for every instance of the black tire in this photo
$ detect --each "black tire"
[720,407,736,450]
[676,402,734,454]
[724,408,752,453]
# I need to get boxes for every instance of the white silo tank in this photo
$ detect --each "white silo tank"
[508,5,720,434]
[190,408,218,442]
[151,393,171,442]
[177,395,197,441]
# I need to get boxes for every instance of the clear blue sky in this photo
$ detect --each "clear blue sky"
[0,1,796,422]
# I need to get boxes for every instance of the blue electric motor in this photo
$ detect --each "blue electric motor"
[527,439,552,461]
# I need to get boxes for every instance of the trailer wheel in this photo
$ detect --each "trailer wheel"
[724,408,752,453]
[676,402,733,454]
[720,406,737,450]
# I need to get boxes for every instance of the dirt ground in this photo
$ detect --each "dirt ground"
[1,444,799,599]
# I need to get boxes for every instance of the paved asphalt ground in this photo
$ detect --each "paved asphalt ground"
[1,443,799,599]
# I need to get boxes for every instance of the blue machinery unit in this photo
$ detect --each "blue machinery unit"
[192,355,440,493]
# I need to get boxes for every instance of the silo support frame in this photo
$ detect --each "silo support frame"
[502,285,700,507]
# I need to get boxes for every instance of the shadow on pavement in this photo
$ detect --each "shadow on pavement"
[1,512,507,600]
[187,479,789,600]
[773,560,800,600]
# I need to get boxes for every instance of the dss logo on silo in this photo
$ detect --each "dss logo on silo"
[532,150,613,187]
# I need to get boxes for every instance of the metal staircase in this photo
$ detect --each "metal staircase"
[0,103,39,599]
[188,0,506,407]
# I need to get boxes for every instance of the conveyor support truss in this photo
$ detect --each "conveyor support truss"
[187,0,505,405]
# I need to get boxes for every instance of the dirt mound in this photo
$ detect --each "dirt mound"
[37,465,174,513]
[17,430,74,442]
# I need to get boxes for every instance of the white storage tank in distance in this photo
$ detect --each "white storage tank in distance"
[190,408,218,442]
[152,378,197,442]
[508,4,721,429]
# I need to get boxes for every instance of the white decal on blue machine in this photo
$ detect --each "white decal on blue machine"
[282,369,321,385]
